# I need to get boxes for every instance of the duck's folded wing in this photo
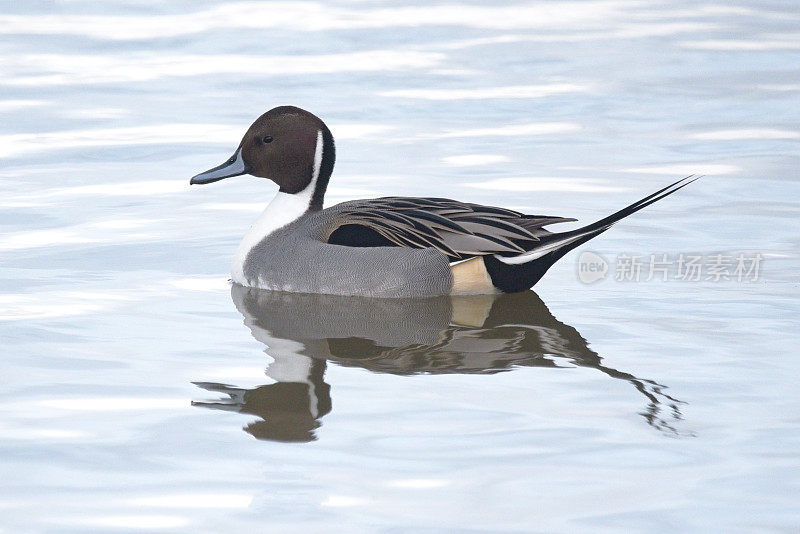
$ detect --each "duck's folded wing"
[324,197,576,262]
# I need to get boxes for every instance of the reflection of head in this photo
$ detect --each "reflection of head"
[193,358,331,443]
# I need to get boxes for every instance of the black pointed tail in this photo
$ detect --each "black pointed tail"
[483,176,699,292]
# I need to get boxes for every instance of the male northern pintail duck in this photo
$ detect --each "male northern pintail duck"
[191,106,696,297]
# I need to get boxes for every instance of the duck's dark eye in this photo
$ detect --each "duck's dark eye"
[227,156,236,164]
[262,135,273,144]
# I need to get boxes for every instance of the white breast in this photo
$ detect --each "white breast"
[230,129,323,286]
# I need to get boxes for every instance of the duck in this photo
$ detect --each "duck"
[190,106,696,298]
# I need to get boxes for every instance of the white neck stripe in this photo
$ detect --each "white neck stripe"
[312,128,323,185]
[231,129,323,285]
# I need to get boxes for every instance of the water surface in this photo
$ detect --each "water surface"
[1,1,799,532]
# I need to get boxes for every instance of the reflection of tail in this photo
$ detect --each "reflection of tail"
[485,176,699,292]
[592,363,689,436]
[486,292,690,435]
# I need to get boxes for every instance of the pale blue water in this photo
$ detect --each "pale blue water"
[1,1,799,532]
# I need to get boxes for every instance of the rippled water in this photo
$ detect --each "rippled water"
[2,1,799,532]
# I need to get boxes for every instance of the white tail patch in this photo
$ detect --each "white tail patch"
[494,232,593,265]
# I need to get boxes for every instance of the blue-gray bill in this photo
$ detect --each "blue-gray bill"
[190,148,251,185]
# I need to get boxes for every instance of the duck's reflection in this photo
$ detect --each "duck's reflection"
[192,286,685,442]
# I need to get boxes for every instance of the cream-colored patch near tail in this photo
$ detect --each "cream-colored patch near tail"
[450,257,498,295]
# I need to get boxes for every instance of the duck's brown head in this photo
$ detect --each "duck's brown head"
[190,106,335,210]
